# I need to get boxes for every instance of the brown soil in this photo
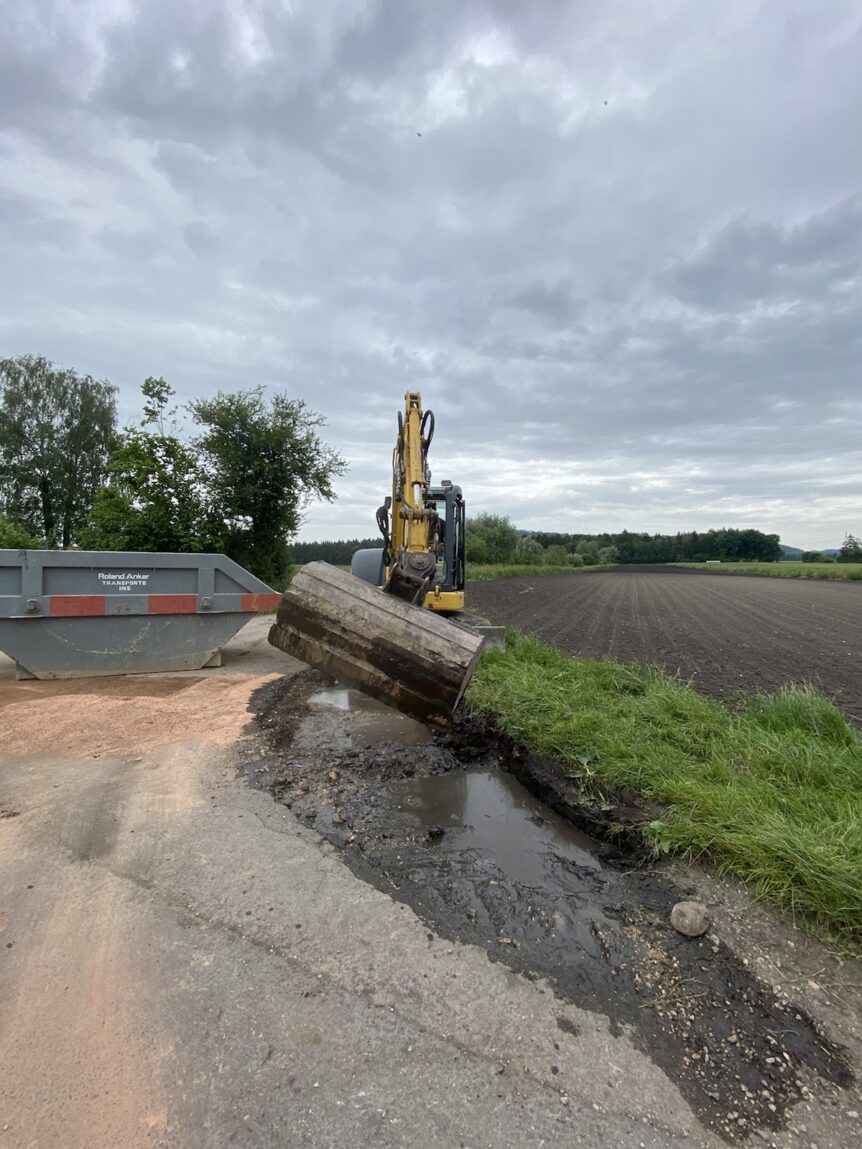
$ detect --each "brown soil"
[0,672,278,757]
[467,566,862,723]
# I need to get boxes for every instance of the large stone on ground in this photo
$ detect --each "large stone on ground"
[670,900,711,937]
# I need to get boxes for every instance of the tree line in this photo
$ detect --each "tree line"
[0,355,345,586]
[293,516,790,568]
[529,527,783,564]
[5,356,857,580]
[291,538,379,565]
[449,515,784,565]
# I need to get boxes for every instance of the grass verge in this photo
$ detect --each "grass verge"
[675,561,862,580]
[469,563,614,580]
[467,632,862,951]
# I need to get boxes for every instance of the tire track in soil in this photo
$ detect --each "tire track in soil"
[467,569,862,724]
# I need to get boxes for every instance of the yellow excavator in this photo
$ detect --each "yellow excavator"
[268,392,482,725]
[350,391,465,613]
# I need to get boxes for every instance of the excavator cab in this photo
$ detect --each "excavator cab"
[422,482,466,611]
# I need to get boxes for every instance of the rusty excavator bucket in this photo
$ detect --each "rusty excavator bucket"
[267,562,484,727]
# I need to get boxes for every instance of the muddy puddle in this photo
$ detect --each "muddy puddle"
[389,770,615,959]
[393,769,601,875]
[308,686,432,746]
[247,671,853,1143]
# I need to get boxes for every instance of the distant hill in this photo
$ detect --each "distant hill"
[780,544,841,559]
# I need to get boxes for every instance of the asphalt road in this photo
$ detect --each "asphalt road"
[0,617,856,1148]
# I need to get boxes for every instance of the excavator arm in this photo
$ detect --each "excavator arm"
[384,392,440,604]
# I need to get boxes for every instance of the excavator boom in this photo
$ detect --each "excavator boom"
[358,392,465,612]
[385,392,437,602]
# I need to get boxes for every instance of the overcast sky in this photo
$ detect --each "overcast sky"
[2,1,860,549]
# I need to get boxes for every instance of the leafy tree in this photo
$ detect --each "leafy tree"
[837,534,862,563]
[190,388,346,587]
[0,355,117,546]
[83,379,218,553]
[83,432,218,553]
[465,534,490,564]
[802,551,830,563]
[0,515,40,549]
[566,552,585,567]
[141,375,177,435]
[466,513,519,565]
[598,545,619,564]
[513,536,544,565]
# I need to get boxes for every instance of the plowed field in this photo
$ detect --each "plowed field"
[468,566,862,724]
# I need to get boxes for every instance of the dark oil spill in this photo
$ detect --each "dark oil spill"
[247,672,853,1142]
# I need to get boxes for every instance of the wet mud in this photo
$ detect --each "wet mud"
[246,672,853,1143]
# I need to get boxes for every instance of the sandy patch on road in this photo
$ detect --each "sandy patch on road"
[0,672,278,757]
[0,866,169,1149]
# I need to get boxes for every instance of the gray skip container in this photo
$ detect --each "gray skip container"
[0,549,283,679]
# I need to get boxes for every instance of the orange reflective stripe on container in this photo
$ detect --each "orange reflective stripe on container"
[148,594,197,614]
[49,595,107,617]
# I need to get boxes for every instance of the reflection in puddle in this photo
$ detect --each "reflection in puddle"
[308,685,432,746]
[392,771,602,888]
[309,688,372,710]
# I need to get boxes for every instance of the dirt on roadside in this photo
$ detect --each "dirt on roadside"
[0,673,278,757]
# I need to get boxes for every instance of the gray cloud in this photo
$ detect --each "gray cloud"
[1,0,860,549]
[664,197,862,311]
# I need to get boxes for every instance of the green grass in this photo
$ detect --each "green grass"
[467,632,862,950]
[468,563,613,580]
[675,561,862,580]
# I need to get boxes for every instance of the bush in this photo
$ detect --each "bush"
[566,552,585,567]
[0,516,40,549]
[575,540,601,565]
[544,544,569,564]
[513,536,544,565]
